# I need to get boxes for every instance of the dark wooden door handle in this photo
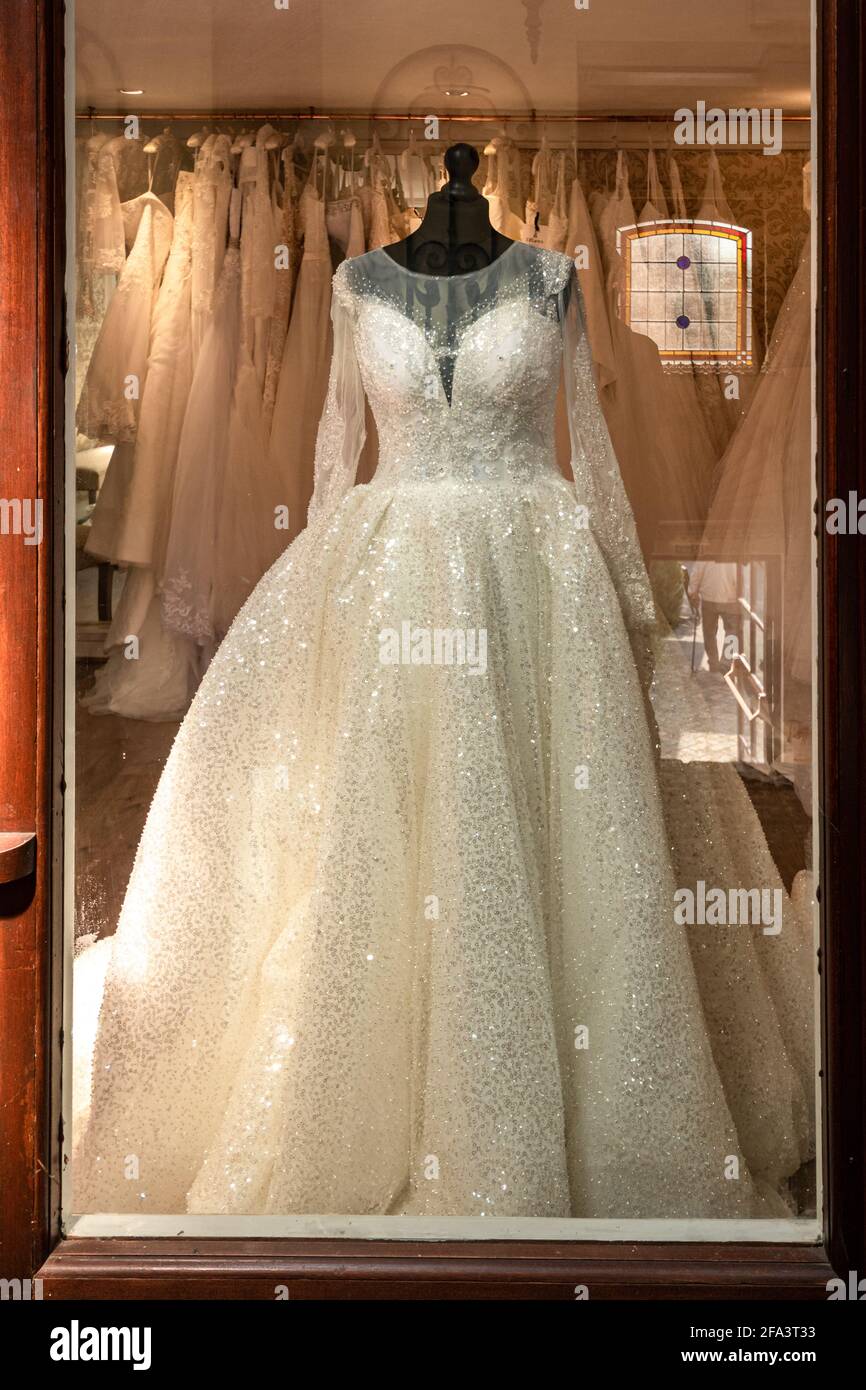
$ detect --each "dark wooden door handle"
[0,832,36,884]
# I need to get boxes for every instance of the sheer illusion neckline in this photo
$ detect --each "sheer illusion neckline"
[373,240,520,282]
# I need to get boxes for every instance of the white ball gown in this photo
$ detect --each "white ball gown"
[74,243,813,1219]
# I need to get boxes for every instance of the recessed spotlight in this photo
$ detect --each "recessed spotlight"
[119,88,144,95]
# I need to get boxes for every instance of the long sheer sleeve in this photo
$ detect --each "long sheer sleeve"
[307,266,367,523]
[560,266,658,688]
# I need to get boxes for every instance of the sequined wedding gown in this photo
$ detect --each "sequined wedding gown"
[75,243,811,1220]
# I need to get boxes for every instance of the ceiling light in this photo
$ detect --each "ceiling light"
[119,88,144,95]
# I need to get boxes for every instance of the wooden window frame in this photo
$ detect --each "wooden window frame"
[0,0,863,1300]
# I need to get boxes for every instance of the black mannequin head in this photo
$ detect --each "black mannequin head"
[443,143,481,199]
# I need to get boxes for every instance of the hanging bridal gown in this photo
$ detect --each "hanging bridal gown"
[564,171,617,393]
[701,236,813,731]
[398,133,436,230]
[214,179,288,634]
[483,138,525,241]
[76,191,174,445]
[75,244,811,1219]
[76,133,126,328]
[590,153,715,560]
[695,150,761,445]
[634,151,718,528]
[88,174,194,570]
[76,190,178,719]
[268,159,364,544]
[105,133,148,205]
[666,151,733,461]
[87,138,127,280]
[190,134,233,369]
[84,172,201,722]
[161,186,274,648]
[542,154,569,253]
[566,165,814,1159]
[523,137,555,242]
[239,125,279,392]
[261,156,300,438]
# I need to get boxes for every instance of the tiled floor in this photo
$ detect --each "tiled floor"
[75,661,178,941]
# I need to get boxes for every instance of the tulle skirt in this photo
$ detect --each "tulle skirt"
[74,471,813,1219]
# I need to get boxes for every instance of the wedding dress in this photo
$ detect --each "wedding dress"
[83,172,201,722]
[268,158,364,544]
[590,153,715,561]
[161,186,273,648]
[483,136,525,241]
[665,153,731,460]
[76,134,125,326]
[190,134,233,368]
[690,151,758,454]
[635,151,718,531]
[77,188,179,719]
[261,155,300,437]
[523,136,555,242]
[565,172,617,392]
[87,173,194,570]
[75,243,811,1220]
[76,191,174,444]
[398,132,436,215]
[542,154,569,253]
[87,138,126,278]
[105,133,148,205]
[239,125,279,391]
[701,235,813,758]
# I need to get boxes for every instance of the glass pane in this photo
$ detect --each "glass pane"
[68,0,819,1238]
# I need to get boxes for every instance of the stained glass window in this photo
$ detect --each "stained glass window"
[616,219,752,366]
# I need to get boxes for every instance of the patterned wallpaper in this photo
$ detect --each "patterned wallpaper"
[512,147,809,362]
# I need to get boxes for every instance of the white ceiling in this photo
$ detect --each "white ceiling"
[76,0,812,116]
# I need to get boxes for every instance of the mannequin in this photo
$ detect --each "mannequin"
[383,142,513,276]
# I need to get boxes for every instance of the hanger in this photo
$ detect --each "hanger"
[338,127,357,194]
[280,131,304,190]
[142,124,171,156]
[229,128,249,156]
[392,154,408,212]
[532,125,550,176]
[186,124,211,150]
[280,128,306,182]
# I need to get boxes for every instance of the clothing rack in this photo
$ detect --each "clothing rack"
[77,109,812,123]
[75,109,812,152]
